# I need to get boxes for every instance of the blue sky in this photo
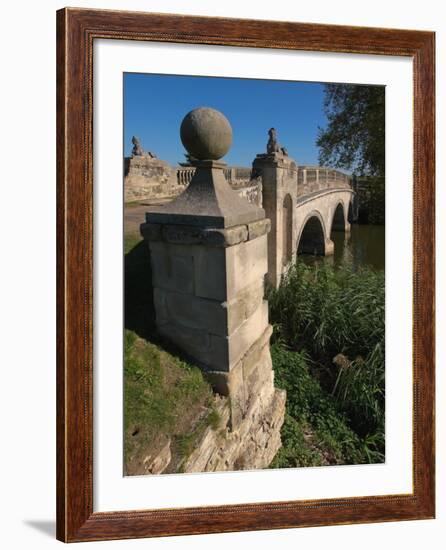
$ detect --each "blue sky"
[124,73,327,167]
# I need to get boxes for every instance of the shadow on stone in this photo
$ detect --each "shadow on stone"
[124,240,195,365]
[124,240,155,340]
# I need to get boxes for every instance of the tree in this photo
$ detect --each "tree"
[316,84,385,176]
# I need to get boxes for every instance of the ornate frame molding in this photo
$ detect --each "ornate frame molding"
[56,8,435,542]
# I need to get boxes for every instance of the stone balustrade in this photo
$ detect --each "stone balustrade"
[297,166,351,197]
[176,166,261,206]
[127,160,351,205]
[177,166,252,187]
[176,167,196,186]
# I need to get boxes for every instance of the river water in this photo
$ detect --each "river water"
[301,224,385,271]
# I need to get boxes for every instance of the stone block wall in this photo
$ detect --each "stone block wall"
[126,159,262,206]
[141,212,285,470]
[141,220,271,374]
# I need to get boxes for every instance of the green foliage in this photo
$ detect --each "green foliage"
[175,407,221,459]
[268,263,385,463]
[124,233,143,254]
[356,176,385,225]
[317,84,385,177]
[270,415,325,468]
[271,346,364,467]
[207,407,222,430]
[268,262,385,363]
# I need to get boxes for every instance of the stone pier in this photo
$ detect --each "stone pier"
[141,108,285,471]
[252,150,298,288]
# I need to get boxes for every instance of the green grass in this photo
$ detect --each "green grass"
[175,406,221,459]
[268,262,385,465]
[125,233,143,254]
[124,328,217,474]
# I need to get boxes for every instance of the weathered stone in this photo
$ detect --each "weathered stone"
[204,370,230,396]
[162,224,203,245]
[247,218,271,241]
[241,324,273,377]
[325,238,335,256]
[253,152,298,288]
[147,161,265,229]
[141,109,286,473]
[226,280,265,334]
[225,301,269,370]
[142,437,171,475]
[180,107,233,161]
[182,388,286,473]
[193,246,227,301]
[124,155,180,203]
[202,225,248,247]
[131,135,157,158]
[225,235,268,300]
[153,287,228,336]
[226,361,246,429]
[266,127,280,154]
[156,300,269,373]
[148,242,195,295]
[140,222,162,241]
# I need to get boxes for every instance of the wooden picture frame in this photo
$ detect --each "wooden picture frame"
[56,7,435,542]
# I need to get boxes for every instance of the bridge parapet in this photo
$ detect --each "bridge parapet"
[297,166,351,197]
[177,165,252,187]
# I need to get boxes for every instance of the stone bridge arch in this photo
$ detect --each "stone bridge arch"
[330,200,351,236]
[297,211,327,255]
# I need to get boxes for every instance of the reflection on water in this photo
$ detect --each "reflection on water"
[300,224,385,271]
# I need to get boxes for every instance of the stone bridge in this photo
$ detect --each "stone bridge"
[252,154,354,287]
[127,136,354,290]
[175,160,354,288]
[139,108,355,472]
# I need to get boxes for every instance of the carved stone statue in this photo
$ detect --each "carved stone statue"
[266,128,288,156]
[131,136,144,156]
[266,128,280,154]
[131,136,157,158]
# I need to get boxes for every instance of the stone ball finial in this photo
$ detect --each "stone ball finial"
[180,107,232,161]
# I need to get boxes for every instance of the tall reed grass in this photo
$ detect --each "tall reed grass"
[267,262,385,462]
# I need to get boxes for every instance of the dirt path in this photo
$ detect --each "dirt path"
[124,202,165,235]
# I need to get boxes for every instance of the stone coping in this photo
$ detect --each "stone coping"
[141,217,271,248]
[296,187,355,206]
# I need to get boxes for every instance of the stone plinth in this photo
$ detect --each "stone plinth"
[142,219,271,373]
[140,108,285,468]
[252,152,299,288]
